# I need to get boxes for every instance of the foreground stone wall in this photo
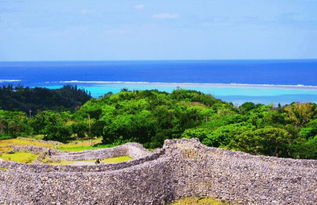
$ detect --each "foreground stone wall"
[164,139,317,204]
[0,139,316,204]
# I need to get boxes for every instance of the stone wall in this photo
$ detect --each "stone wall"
[10,142,150,161]
[12,145,62,155]
[51,142,151,161]
[0,139,316,204]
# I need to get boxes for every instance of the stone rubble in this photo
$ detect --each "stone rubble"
[0,138,316,204]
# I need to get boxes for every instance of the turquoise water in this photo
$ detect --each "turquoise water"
[2,60,317,104]
[44,82,317,105]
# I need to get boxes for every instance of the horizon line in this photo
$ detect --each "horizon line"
[1,58,317,63]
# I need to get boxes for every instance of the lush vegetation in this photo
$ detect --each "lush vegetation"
[0,85,91,114]
[0,89,317,159]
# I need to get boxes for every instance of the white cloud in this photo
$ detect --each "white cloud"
[152,13,179,19]
[134,4,145,9]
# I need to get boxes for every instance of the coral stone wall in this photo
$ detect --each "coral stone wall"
[51,142,151,161]
[0,139,317,204]
[164,139,317,205]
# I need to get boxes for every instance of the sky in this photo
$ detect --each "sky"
[0,0,317,61]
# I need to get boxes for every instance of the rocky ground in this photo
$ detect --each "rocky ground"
[0,138,316,204]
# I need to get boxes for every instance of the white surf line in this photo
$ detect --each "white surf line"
[56,80,317,90]
[0,79,21,82]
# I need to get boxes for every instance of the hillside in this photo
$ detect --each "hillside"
[0,89,316,159]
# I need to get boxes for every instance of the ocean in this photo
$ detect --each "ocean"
[1,60,317,105]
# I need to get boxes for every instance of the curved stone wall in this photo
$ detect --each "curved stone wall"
[51,142,151,161]
[0,139,316,204]
[10,142,151,161]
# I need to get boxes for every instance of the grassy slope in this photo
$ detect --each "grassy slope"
[0,138,133,165]
[49,156,133,165]
[56,137,118,152]
[0,151,39,163]
[57,144,114,152]
[0,137,112,152]
[0,138,55,148]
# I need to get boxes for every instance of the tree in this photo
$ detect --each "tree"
[30,111,68,134]
[0,110,32,138]
[0,85,91,114]
[182,128,212,142]
[44,125,73,142]
[72,122,89,138]
[291,136,317,159]
[284,103,316,127]
[239,102,258,113]
[204,123,254,147]
[299,119,317,139]
[232,127,292,157]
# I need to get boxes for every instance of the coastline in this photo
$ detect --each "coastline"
[2,79,317,105]
[38,81,317,105]
[57,80,317,90]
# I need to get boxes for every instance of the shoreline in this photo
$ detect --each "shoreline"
[55,80,317,90]
[41,82,317,105]
[3,80,317,104]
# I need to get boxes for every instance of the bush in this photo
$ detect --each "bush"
[44,125,73,143]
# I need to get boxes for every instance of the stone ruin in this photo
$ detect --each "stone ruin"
[0,138,316,204]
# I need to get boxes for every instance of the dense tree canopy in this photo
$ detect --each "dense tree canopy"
[0,88,316,159]
[0,85,91,114]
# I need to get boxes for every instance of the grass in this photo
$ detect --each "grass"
[0,138,54,148]
[0,137,136,153]
[48,155,133,165]
[56,137,114,152]
[0,137,108,152]
[27,134,45,140]
[57,144,113,152]
[0,137,133,165]
[0,150,132,165]
[0,167,8,171]
[0,137,134,165]
[49,160,80,165]
[0,146,13,154]
[0,151,39,164]
[170,197,229,205]
[102,156,132,163]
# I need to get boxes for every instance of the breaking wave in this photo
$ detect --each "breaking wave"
[55,80,317,90]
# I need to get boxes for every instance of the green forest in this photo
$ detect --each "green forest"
[0,87,316,159]
[0,85,91,114]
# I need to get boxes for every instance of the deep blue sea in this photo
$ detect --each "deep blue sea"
[1,60,317,105]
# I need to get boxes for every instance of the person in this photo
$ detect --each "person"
[47,149,52,156]
[95,159,101,164]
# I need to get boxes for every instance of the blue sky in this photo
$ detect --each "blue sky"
[0,0,317,61]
